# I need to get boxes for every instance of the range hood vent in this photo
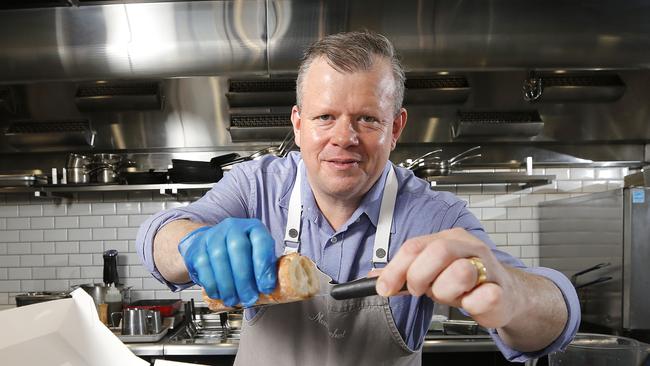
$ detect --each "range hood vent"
[0,0,71,10]
[229,113,291,142]
[452,111,543,139]
[404,76,470,105]
[226,79,296,108]
[0,87,16,115]
[75,81,164,111]
[524,73,626,103]
[4,120,95,150]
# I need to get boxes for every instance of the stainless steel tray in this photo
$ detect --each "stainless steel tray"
[113,323,170,343]
[0,174,47,187]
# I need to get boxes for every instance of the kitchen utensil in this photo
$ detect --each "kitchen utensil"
[221,131,295,171]
[15,291,71,307]
[90,153,126,183]
[121,308,148,335]
[74,283,131,307]
[399,149,443,170]
[123,169,168,184]
[125,299,182,317]
[441,320,480,335]
[0,174,48,187]
[103,249,119,286]
[149,310,163,334]
[548,333,649,366]
[412,146,482,177]
[329,276,408,300]
[66,153,93,184]
[120,308,162,335]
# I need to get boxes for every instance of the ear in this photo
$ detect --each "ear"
[290,105,302,148]
[390,108,407,151]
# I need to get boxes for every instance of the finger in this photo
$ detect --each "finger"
[188,238,220,299]
[205,224,240,307]
[248,222,277,294]
[226,227,259,307]
[376,237,428,296]
[429,258,478,302]
[405,234,487,296]
[367,268,383,278]
[460,282,509,329]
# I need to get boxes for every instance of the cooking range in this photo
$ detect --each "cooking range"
[167,301,242,346]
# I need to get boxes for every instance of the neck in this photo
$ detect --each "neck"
[311,189,361,231]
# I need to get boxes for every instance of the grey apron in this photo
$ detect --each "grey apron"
[235,163,421,366]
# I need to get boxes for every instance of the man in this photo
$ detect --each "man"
[137,31,579,365]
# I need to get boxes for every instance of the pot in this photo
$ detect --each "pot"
[411,146,482,177]
[15,291,71,307]
[66,153,92,184]
[74,283,132,306]
[90,153,127,183]
[66,167,90,184]
[548,333,650,366]
[66,153,91,168]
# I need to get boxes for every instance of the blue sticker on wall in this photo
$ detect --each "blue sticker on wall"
[632,189,645,203]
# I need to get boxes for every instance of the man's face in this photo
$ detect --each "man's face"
[291,57,407,203]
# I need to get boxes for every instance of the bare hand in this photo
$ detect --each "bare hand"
[376,228,521,329]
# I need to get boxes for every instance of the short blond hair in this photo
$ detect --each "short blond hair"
[296,31,405,114]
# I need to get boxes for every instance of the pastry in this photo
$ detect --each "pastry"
[201,253,320,311]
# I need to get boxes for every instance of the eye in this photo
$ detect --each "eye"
[359,115,379,123]
[317,114,333,121]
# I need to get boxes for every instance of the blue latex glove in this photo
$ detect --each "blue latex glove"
[178,218,277,307]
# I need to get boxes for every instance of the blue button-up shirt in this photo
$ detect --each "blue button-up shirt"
[136,152,579,361]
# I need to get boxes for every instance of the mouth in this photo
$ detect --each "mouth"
[323,157,361,170]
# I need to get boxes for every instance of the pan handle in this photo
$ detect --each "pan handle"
[448,153,482,166]
[571,262,611,284]
[447,146,481,164]
[331,277,408,300]
[575,276,613,290]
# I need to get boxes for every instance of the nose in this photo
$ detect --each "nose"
[330,118,359,148]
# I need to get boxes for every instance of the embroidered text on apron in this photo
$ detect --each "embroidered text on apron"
[235,163,421,366]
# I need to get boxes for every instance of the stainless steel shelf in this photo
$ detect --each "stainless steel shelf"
[0,183,215,198]
[426,173,555,188]
[0,174,554,197]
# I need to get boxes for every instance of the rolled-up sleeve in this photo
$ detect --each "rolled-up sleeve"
[446,199,580,361]
[136,165,255,291]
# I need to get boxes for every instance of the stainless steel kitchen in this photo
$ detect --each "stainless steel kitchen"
[1,1,650,365]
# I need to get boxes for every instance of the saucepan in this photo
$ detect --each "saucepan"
[408,146,482,177]
[221,131,295,171]
[547,333,650,366]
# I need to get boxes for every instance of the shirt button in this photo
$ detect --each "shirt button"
[330,236,338,244]
[355,218,361,223]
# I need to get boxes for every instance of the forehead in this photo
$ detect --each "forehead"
[301,57,396,111]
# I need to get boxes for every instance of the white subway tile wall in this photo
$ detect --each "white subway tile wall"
[0,167,630,305]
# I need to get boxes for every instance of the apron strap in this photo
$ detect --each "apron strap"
[372,166,398,266]
[283,160,303,254]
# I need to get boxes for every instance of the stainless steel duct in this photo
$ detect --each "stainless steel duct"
[0,1,267,83]
[267,0,650,74]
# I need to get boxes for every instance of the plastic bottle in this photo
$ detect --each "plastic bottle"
[105,284,122,327]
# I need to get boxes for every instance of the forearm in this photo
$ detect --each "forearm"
[497,267,568,352]
[153,219,207,284]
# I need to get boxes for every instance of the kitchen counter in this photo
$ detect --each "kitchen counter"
[126,334,498,356]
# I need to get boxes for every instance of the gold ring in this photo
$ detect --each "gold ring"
[468,257,488,286]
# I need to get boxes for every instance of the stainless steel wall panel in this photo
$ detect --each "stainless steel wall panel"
[538,189,650,331]
[0,1,267,83]
[268,0,650,73]
[625,188,650,329]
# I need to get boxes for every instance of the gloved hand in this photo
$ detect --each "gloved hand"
[178,218,277,307]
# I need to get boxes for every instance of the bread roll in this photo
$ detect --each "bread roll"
[201,253,320,312]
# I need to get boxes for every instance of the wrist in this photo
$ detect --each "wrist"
[178,225,210,256]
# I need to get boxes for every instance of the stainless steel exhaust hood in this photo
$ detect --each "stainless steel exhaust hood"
[0,0,649,168]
